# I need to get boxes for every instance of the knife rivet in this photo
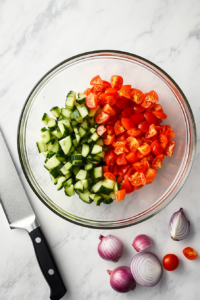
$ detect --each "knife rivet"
[48,269,54,275]
[35,237,41,243]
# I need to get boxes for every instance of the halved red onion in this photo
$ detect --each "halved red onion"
[132,234,153,252]
[168,208,190,241]
[130,251,162,287]
[108,266,136,293]
[98,235,124,262]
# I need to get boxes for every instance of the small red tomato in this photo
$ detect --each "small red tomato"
[133,103,145,114]
[90,75,103,85]
[130,113,144,124]
[95,112,110,124]
[102,80,111,90]
[153,111,167,120]
[164,140,176,157]
[129,172,146,186]
[126,152,139,164]
[138,121,150,133]
[144,90,159,103]
[116,98,130,110]
[100,93,117,106]
[165,128,175,140]
[122,107,134,118]
[137,144,151,156]
[119,89,131,101]
[105,149,117,166]
[183,247,198,260]
[158,134,169,148]
[144,111,158,125]
[126,137,140,152]
[121,118,135,130]
[115,189,126,202]
[114,145,129,155]
[133,161,148,173]
[163,254,179,271]
[114,120,125,135]
[152,154,164,168]
[86,93,98,109]
[151,140,164,156]
[84,88,92,96]
[112,140,127,148]
[121,175,134,194]
[103,104,116,116]
[106,125,115,135]
[106,115,118,126]
[145,168,158,184]
[131,89,144,104]
[145,124,158,139]
[104,134,115,145]
[127,127,142,138]
[104,172,116,181]
[117,153,127,165]
[111,75,123,90]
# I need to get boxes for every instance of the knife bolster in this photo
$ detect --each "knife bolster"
[10,214,40,232]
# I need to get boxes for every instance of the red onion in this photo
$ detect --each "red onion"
[168,208,190,241]
[132,234,153,252]
[107,266,136,293]
[130,251,162,287]
[98,235,123,262]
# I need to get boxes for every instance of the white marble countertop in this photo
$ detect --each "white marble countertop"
[0,0,200,299]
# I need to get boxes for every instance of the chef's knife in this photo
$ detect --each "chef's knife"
[0,130,67,300]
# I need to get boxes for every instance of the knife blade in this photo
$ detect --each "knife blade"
[0,130,67,300]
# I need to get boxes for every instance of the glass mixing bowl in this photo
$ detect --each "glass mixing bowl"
[18,50,196,229]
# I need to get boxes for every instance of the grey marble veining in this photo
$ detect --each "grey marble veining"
[1,0,200,299]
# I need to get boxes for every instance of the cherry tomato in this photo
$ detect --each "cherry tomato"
[118,164,131,175]
[145,168,158,184]
[141,95,152,109]
[144,90,159,103]
[145,124,158,139]
[183,247,198,260]
[138,121,150,133]
[158,134,169,148]
[90,75,103,85]
[104,172,116,181]
[106,125,115,135]
[151,140,164,156]
[122,107,134,118]
[165,128,175,140]
[105,149,117,166]
[138,144,151,156]
[121,175,134,194]
[133,161,148,173]
[152,154,164,168]
[103,166,109,173]
[133,103,145,114]
[127,127,142,138]
[129,172,146,186]
[97,125,106,136]
[119,89,131,101]
[104,134,115,145]
[84,88,92,96]
[86,94,98,109]
[100,93,117,106]
[126,137,140,152]
[106,115,118,126]
[114,145,129,155]
[131,89,144,105]
[114,120,125,135]
[130,113,144,124]
[144,111,158,125]
[126,152,139,164]
[117,174,124,183]
[110,75,123,90]
[105,88,118,95]
[95,112,110,124]
[121,118,134,130]
[102,80,111,90]
[112,140,126,148]
[117,131,129,141]
[117,153,127,165]
[153,111,167,120]
[141,154,154,164]
[93,84,104,93]
[163,254,179,271]
[121,85,132,92]
[115,189,126,202]
[164,141,176,157]
[136,150,145,159]
[147,103,163,112]
[103,104,116,116]
[116,98,130,109]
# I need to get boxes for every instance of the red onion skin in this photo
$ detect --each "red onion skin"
[98,235,124,262]
[132,234,153,252]
[168,208,190,241]
[130,251,162,287]
[108,266,136,293]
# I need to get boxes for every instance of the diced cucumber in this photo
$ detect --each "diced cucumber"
[49,168,62,179]
[103,197,113,204]
[76,134,81,144]
[51,138,61,153]
[76,170,87,180]
[47,118,57,131]
[91,132,99,141]
[44,155,62,170]
[98,151,105,158]
[41,127,47,132]
[92,181,102,193]
[82,144,90,158]
[42,113,49,125]
[88,106,99,117]
[50,106,61,118]
[58,122,69,137]
[91,145,102,155]
[90,128,96,134]
[72,138,78,148]
[77,105,89,119]
[81,119,89,130]
[64,177,74,187]
[100,179,115,195]
[74,180,83,191]
[51,128,63,139]
[50,174,61,184]
[73,166,79,176]
[89,194,102,206]
[71,120,78,126]
[96,138,104,146]
[76,93,86,104]
[55,153,66,162]
[77,189,92,203]
[69,145,75,155]
[79,127,87,138]
[114,182,120,192]
[65,184,75,196]
[82,179,92,190]
[58,119,73,133]
[72,160,82,166]
[57,176,67,190]
[84,163,93,171]
[94,166,103,178]
[88,117,94,127]
[71,154,82,160]
[40,130,51,144]
[36,141,47,153]
[66,91,76,109]
[61,108,72,119]
[59,136,72,155]
[73,109,81,119]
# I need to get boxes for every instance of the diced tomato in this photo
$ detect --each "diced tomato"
[125,166,135,177]
[116,98,130,109]
[103,166,109,173]
[131,89,144,105]
[114,164,119,175]
[102,80,111,89]
[152,111,167,120]
[95,112,110,124]
[114,145,129,155]
[90,75,103,85]
[130,113,144,124]
[117,153,127,165]
[145,168,158,184]
[126,152,139,164]
[115,189,126,202]
[126,137,140,152]
[105,149,117,166]
[121,85,132,92]
[106,125,114,135]
[97,125,106,136]
[104,133,115,145]
[93,84,104,93]
[104,172,116,181]
[117,131,129,141]
[147,103,163,112]
[103,104,116,116]
[105,88,118,95]
[95,108,103,117]
[114,120,125,135]
[118,164,131,175]
[141,95,152,109]
[145,124,158,139]
[133,161,148,173]
[122,107,134,118]
[151,140,164,156]
[165,128,175,140]
[138,121,150,133]
[117,174,124,183]
[121,118,134,130]
[121,175,134,194]
[152,154,164,168]
[133,103,145,114]
[183,247,198,260]
[119,89,131,101]
[129,172,146,186]
[106,115,117,126]
[136,150,145,159]
[141,154,154,164]
[144,90,158,103]
[144,111,158,125]
[112,140,126,148]
[127,127,142,137]
[158,134,169,148]
[111,75,123,90]
[164,141,176,156]
[138,144,151,156]
[86,94,98,109]
[84,88,92,96]
[100,93,117,106]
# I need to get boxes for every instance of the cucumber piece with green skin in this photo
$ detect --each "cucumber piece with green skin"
[71,154,82,160]
[91,132,99,141]
[90,128,96,134]
[49,168,62,179]
[50,174,61,184]
[58,122,70,137]
[58,118,73,133]
[68,145,75,155]
[89,194,102,206]
[75,134,81,144]
[87,138,93,143]
[100,179,115,195]
[60,165,71,175]
[76,93,86,104]
[74,180,83,191]
[77,105,89,119]
[98,151,105,158]
[36,141,47,153]
[71,120,78,126]
[72,160,82,166]
[76,170,87,180]
[55,153,67,162]
[94,166,103,178]
[80,119,89,130]
[66,91,76,109]
[51,128,63,139]
[42,113,49,125]
[72,138,78,148]
[88,117,94,127]
[77,189,92,203]
[103,197,113,204]
[82,179,93,190]
[96,138,104,146]
[92,181,102,193]
[84,163,93,171]
[44,155,62,170]
[47,118,57,131]
[73,127,79,135]
[63,162,73,172]
[59,136,72,155]
[73,109,81,119]
[72,166,79,176]
[64,177,74,187]
[51,138,61,153]
[61,108,72,119]
[114,182,120,192]
[79,127,87,138]
[65,184,75,196]
[57,176,67,190]
[46,151,55,160]
[50,106,61,118]
[91,145,102,155]
[88,106,99,117]
[41,127,47,132]
[82,144,90,158]
[47,140,55,151]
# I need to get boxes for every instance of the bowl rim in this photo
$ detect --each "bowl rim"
[17,50,197,229]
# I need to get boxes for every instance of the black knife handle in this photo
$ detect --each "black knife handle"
[29,227,67,300]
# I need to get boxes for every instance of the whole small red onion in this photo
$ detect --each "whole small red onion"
[107,266,136,293]
[132,234,153,252]
[98,235,124,262]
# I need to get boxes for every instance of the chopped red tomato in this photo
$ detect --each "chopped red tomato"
[103,104,116,116]
[164,141,176,156]
[117,153,127,165]
[114,145,129,155]
[90,75,103,85]
[144,90,158,103]
[119,89,131,101]
[106,115,117,126]
[121,118,134,130]
[133,103,145,113]
[151,140,164,156]
[103,166,109,173]
[102,80,111,89]
[133,161,148,173]
[105,149,117,166]
[183,247,198,260]
[141,154,154,164]
[129,172,146,186]
[145,124,158,139]
[130,113,144,124]
[122,107,134,118]
[106,125,114,135]
[117,174,124,183]
[93,84,104,93]
[165,128,175,140]
[152,111,167,120]
[121,85,132,92]
[117,131,129,141]
[118,164,131,175]
[127,127,142,137]
[116,98,130,109]
[121,175,134,194]
[131,89,144,105]
[111,75,123,90]
[152,154,164,168]
[104,133,115,145]
[144,111,158,125]
[138,144,151,156]
[126,152,139,164]
[115,189,126,202]
[104,172,116,181]
[100,93,117,106]
[158,134,169,148]
[145,168,158,184]
[84,88,92,96]
[86,94,98,109]
[141,95,152,109]
[97,125,106,136]
[126,137,140,152]
[112,140,126,148]
[95,112,110,124]
[138,121,150,133]
[114,120,125,135]
[105,88,118,95]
